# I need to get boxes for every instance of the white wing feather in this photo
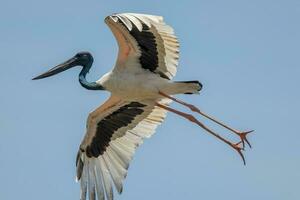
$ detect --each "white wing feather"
[77,99,170,200]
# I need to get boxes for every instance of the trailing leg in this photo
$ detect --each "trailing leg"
[155,102,246,165]
[159,91,253,148]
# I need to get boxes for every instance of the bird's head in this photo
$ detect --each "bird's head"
[32,51,93,80]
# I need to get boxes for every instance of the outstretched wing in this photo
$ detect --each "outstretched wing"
[105,13,180,80]
[76,96,170,200]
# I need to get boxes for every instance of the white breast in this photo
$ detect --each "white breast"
[97,70,168,101]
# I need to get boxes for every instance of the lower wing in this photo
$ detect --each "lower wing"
[76,96,170,200]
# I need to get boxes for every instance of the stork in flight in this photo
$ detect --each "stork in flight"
[33,13,253,200]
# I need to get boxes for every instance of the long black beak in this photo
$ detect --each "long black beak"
[32,56,78,80]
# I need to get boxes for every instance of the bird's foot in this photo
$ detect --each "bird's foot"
[230,141,246,165]
[235,130,254,149]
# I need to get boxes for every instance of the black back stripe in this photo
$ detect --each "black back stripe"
[85,102,146,158]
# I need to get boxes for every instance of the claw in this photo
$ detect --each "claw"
[231,143,246,165]
[237,130,254,149]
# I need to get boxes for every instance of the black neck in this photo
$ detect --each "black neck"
[78,60,104,90]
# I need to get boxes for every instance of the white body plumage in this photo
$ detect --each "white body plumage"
[97,69,199,101]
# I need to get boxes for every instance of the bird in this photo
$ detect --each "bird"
[33,13,253,200]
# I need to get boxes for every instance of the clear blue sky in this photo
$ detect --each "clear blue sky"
[1,0,299,199]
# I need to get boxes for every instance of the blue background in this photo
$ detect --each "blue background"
[1,0,299,199]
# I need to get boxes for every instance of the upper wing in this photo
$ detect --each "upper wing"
[76,96,170,200]
[105,13,180,80]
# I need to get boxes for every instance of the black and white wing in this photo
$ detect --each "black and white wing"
[76,96,170,200]
[105,13,180,80]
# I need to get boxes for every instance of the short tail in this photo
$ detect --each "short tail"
[166,80,203,95]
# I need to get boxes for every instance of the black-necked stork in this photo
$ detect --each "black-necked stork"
[33,13,253,200]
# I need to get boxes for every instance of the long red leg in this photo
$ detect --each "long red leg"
[159,91,253,148]
[156,102,246,165]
